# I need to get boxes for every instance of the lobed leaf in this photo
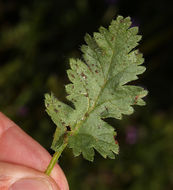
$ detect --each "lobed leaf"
[45,16,147,161]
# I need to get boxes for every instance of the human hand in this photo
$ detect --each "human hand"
[0,112,69,190]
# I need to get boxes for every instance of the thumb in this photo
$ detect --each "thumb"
[0,162,60,190]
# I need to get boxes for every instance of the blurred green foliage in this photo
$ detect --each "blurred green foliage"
[0,0,172,189]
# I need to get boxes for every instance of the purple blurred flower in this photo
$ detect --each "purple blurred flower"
[17,106,28,117]
[105,0,119,5]
[125,126,138,145]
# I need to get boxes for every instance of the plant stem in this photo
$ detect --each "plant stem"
[45,143,67,175]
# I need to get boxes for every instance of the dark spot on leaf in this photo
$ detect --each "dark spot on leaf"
[119,18,124,23]
[62,122,65,125]
[58,105,61,107]
[111,37,114,41]
[115,140,119,145]
[95,70,99,74]
[85,113,89,117]
[66,126,71,131]
[54,108,58,113]
[72,85,74,89]
[71,74,75,78]
[84,93,88,97]
[134,95,139,104]
[81,72,87,79]
[92,64,94,67]
[63,132,68,141]
[105,106,108,112]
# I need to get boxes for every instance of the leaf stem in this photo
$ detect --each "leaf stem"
[45,143,67,175]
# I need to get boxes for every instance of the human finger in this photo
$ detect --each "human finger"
[0,112,69,190]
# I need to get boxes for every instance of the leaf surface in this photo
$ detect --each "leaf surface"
[45,16,147,161]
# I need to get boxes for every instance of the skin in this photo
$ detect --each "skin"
[0,112,69,190]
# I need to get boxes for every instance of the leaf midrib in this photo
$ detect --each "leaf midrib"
[70,27,117,135]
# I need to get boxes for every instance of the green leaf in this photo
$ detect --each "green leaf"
[45,16,147,161]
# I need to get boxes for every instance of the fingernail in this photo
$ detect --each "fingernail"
[9,178,53,190]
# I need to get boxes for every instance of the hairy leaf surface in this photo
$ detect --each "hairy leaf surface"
[45,16,147,161]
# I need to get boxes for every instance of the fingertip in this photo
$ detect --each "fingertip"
[0,162,60,190]
[9,178,60,190]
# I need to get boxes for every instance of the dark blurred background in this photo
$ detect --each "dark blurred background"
[0,0,173,189]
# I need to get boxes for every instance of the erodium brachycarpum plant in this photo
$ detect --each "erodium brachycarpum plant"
[44,16,147,175]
